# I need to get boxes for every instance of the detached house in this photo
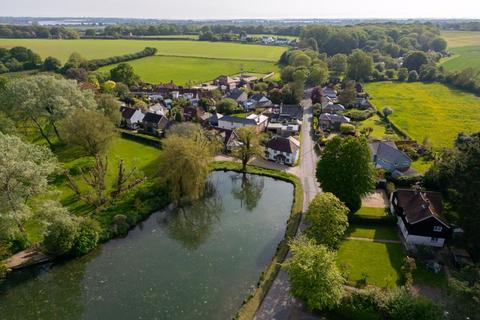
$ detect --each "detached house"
[318,113,350,130]
[226,89,248,104]
[369,141,412,177]
[217,114,268,132]
[322,86,338,100]
[121,106,144,130]
[142,112,169,133]
[243,93,273,110]
[265,136,300,165]
[391,188,451,247]
[322,103,345,114]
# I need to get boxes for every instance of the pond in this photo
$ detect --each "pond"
[0,171,294,320]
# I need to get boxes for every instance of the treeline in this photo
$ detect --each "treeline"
[440,21,480,31]
[102,24,301,37]
[0,24,80,39]
[300,23,444,57]
[81,47,157,71]
[0,47,42,73]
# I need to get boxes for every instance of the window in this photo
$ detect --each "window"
[431,237,439,243]
[434,226,443,232]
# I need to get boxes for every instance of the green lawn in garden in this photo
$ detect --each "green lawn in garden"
[411,158,434,174]
[346,223,399,241]
[337,240,404,288]
[354,206,388,218]
[99,55,280,85]
[0,39,286,62]
[365,82,480,150]
[355,115,399,140]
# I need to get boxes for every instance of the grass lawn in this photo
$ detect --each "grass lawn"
[355,115,399,140]
[337,240,404,288]
[353,206,388,218]
[0,39,287,63]
[99,55,280,85]
[365,82,480,150]
[439,31,480,73]
[346,223,399,241]
[411,158,434,174]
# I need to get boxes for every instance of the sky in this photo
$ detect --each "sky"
[1,0,480,20]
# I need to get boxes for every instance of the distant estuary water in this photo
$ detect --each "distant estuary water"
[0,171,294,320]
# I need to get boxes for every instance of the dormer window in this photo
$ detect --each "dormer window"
[434,226,442,232]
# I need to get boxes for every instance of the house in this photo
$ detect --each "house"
[390,188,451,247]
[207,112,224,127]
[322,104,345,114]
[369,141,412,177]
[322,86,338,100]
[215,128,242,152]
[267,122,300,137]
[269,104,303,123]
[226,89,248,104]
[318,113,350,130]
[353,97,371,109]
[142,112,169,133]
[215,75,238,91]
[121,106,144,130]
[148,103,169,116]
[243,93,273,110]
[183,106,205,122]
[217,114,268,132]
[265,136,300,165]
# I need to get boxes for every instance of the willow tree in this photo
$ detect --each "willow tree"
[158,123,219,206]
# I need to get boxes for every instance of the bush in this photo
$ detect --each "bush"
[71,217,101,256]
[382,288,442,320]
[408,70,419,82]
[398,68,409,81]
[340,123,356,135]
[400,256,417,288]
[8,232,28,253]
[343,109,375,121]
[43,218,78,256]
[335,289,382,320]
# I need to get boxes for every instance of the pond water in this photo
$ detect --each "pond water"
[0,171,294,320]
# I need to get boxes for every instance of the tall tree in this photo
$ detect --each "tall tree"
[232,126,264,173]
[403,51,429,71]
[0,75,96,147]
[283,236,344,311]
[96,94,122,125]
[346,49,374,82]
[305,193,349,249]
[0,134,58,234]
[316,136,375,211]
[110,63,140,86]
[158,126,217,205]
[60,109,117,157]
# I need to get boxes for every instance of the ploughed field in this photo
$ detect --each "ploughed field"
[0,39,285,84]
[365,82,480,150]
[440,31,480,73]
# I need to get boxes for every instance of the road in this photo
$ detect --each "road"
[254,97,323,320]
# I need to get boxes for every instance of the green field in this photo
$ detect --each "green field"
[99,55,280,85]
[0,39,286,63]
[441,31,480,48]
[440,31,480,72]
[337,240,404,288]
[365,82,480,149]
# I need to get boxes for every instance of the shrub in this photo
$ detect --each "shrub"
[340,123,356,135]
[400,256,417,288]
[382,107,393,118]
[343,109,375,121]
[398,68,409,81]
[408,70,419,82]
[385,69,396,79]
[71,217,101,256]
[381,288,442,320]
[43,218,78,256]
[335,289,382,320]
[8,232,28,253]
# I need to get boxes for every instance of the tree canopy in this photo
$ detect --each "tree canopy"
[305,193,349,249]
[283,236,344,311]
[316,136,375,211]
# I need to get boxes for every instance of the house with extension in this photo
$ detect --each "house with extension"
[322,103,345,114]
[390,188,451,247]
[142,112,169,133]
[369,140,412,177]
[322,86,338,100]
[121,106,145,130]
[243,93,273,110]
[215,75,238,91]
[217,114,268,132]
[265,136,300,165]
[318,113,350,130]
[226,88,248,104]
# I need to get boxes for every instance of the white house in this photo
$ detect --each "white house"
[217,114,268,132]
[121,106,144,130]
[265,136,300,165]
[390,188,451,247]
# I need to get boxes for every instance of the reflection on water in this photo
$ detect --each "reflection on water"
[0,171,293,320]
